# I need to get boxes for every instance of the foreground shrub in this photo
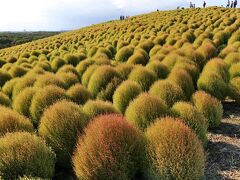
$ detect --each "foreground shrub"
[83,100,119,119]
[57,72,79,88]
[115,46,134,62]
[72,114,146,179]
[87,66,119,97]
[128,66,157,91]
[224,52,240,65]
[34,73,66,89]
[171,102,208,144]
[75,59,95,78]
[0,69,11,87]
[115,64,134,80]
[192,91,223,129]
[146,61,169,79]
[149,80,186,107]
[113,80,142,114]
[51,57,66,72]
[1,78,19,97]
[81,64,98,87]
[67,84,92,105]
[0,106,33,136]
[145,117,205,179]
[0,132,55,179]
[12,88,36,118]
[125,93,168,130]
[0,92,11,107]
[8,65,28,77]
[63,54,80,66]
[30,85,67,126]
[229,63,240,79]
[39,100,88,168]
[229,77,240,103]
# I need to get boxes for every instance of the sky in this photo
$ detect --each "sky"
[0,0,233,31]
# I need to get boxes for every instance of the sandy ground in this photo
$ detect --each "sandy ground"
[205,102,240,180]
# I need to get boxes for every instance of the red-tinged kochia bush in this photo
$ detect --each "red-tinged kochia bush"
[30,85,68,126]
[67,84,92,105]
[0,132,56,179]
[72,114,147,179]
[145,117,205,179]
[0,106,33,137]
[113,80,142,114]
[125,93,168,130]
[39,100,88,168]
[192,91,223,129]
[149,80,186,107]
[171,102,208,144]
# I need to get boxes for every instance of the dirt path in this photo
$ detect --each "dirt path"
[205,102,240,180]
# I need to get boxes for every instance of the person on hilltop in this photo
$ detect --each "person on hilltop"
[234,0,238,8]
[231,1,234,7]
[227,0,230,7]
[203,1,206,8]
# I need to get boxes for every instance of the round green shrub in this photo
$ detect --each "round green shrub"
[145,117,205,179]
[115,64,134,80]
[57,64,79,78]
[8,65,28,77]
[82,100,119,119]
[115,46,134,62]
[30,85,67,126]
[127,53,148,65]
[0,132,55,179]
[39,100,88,168]
[113,80,142,114]
[0,69,12,87]
[192,91,223,129]
[12,88,36,118]
[168,69,195,99]
[87,65,119,97]
[63,54,80,66]
[149,80,186,107]
[67,84,92,105]
[229,62,240,79]
[51,57,66,72]
[224,52,240,65]
[0,92,11,107]
[34,73,66,89]
[125,93,168,130]
[229,77,240,103]
[57,72,79,88]
[197,72,228,100]
[81,65,98,87]
[128,66,157,91]
[1,78,19,97]
[171,102,208,144]
[0,106,33,137]
[146,61,169,79]
[72,114,146,179]
[75,59,95,78]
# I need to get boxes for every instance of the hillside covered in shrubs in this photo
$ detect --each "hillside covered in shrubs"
[0,7,239,179]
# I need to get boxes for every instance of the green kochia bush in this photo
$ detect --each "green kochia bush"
[229,77,240,103]
[0,92,11,107]
[81,65,98,87]
[0,69,12,87]
[125,93,168,130]
[63,54,80,66]
[12,88,36,118]
[83,100,119,119]
[34,73,66,89]
[113,80,142,114]
[30,85,67,126]
[87,65,119,97]
[171,102,208,144]
[146,117,205,179]
[149,80,186,107]
[51,57,66,72]
[192,91,223,129]
[0,106,33,137]
[128,66,157,91]
[115,46,134,62]
[39,100,88,168]
[224,52,240,65]
[72,114,147,179]
[115,64,134,80]
[67,84,92,105]
[0,132,56,179]
[146,61,169,79]
[2,78,19,97]
[229,63,240,79]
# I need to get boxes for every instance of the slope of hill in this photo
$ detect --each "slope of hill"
[0,7,239,179]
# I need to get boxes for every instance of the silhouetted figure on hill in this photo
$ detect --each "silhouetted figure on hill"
[157,9,159,11]
[227,0,230,7]
[193,4,196,8]
[190,2,193,8]
[234,0,238,7]
[231,1,234,7]
[203,1,206,8]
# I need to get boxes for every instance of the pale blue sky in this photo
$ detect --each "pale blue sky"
[0,0,234,31]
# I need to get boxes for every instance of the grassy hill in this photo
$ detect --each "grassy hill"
[0,7,239,179]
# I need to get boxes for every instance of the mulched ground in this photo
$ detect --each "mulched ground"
[205,102,240,180]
